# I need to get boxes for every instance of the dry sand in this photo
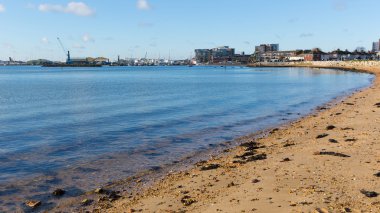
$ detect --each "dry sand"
[90,62,380,213]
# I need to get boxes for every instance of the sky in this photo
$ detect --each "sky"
[0,0,379,61]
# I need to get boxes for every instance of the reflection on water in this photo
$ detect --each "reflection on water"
[0,66,373,211]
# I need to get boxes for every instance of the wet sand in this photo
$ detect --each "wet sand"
[61,62,380,212]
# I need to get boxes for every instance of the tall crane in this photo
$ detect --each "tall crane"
[57,37,71,64]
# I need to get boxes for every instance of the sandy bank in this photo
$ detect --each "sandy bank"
[75,62,380,212]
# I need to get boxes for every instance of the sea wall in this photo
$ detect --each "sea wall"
[248,61,380,75]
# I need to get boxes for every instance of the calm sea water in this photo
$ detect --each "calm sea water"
[0,66,373,210]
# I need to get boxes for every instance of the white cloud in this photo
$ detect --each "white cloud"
[82,33,94,42]
[38,2,95,16]
[41,37,49,44]
[0,4,5,12]
[137,0,151,10]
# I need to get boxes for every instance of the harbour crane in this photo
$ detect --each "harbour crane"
[57,37,71,64]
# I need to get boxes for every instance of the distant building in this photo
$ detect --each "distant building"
[301,49,324,61]
[87,57,110,65]
[231,53,251,64]
[195,49,212,63]
[372,41,380,52]
[255,50,296,62]
[355,47,366,52]
[211,46,235,59]
[255,44,279,53]
[70,58,90,65]
[195,46,235,63]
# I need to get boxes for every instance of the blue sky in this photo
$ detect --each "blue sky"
[0,0,379,61]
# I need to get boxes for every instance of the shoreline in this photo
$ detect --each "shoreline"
[56,61,380,212]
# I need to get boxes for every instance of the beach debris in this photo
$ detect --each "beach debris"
[246,153,267,162]
[342,207,352,212]
[317,107,328,110]
[240,141,263,151]
[25,200,41,208]
[94,187,104,194]
[223,148,231,153]
[195,160,207,167]
[314,208,329,213]
[81,198,93,206]
[235,141,267,164]
[280,157,291,162]
[345,138,357,142]
[234,151,256,159]
[283,142,295,147]
[181,195,196,206]
[200,164,220,171]
[251,179,260,184]
[227,182,236,187]
[360,189,378,198]
[374,172,380,177]
[341,127,354,130]
[374,102,380,107]
[345,103,354,106]
[233,153,267,164]
[180,190,190,195]
[314,151,350,158]
[107,191,122,201]
[299,201,313,205]
[270,128,279,134]
[52,188,65,196]
[326,125,336,130]
[316,133,329,139]
[328,139,338,143]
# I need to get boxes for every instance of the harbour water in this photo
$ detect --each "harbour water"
[0,66,373,211]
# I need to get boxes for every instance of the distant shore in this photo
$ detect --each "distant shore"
[58,61,380,212]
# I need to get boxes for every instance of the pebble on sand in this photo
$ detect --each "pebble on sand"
[316,133,329,139]
[52,188,65,196]
[326,125,336,130]
[328,139,338,143]
[313,151,350,158]
[181,195,196,206]
[200,164,220,171]
[360,189,378,198]
[25,200,41,208]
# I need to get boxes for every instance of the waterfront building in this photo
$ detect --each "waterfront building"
[70,58,90,65]
[87,57,110,65]
[372,41,380,52]
[254,50,296,62]
[195,49,212,63]
[211,46,235,59]
[231,53,251,64]
[301,48,324,61]
[255,44,279,53]
[195,46,236,64]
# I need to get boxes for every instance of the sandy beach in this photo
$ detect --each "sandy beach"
[79,61,379,213]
